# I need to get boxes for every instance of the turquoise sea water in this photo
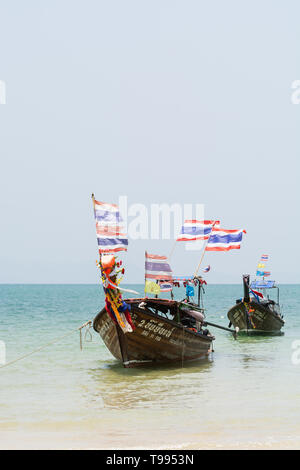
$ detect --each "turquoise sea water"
[0,284,300,449]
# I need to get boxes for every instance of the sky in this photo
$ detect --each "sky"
[0,0,299,284]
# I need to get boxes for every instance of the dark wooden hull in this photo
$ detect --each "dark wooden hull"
[93,298,214,368]
[227,300,284,334]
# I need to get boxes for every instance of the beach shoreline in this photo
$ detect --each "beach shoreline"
[1,429,300,450]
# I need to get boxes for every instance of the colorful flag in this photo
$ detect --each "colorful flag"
[159,281,173,292]
[145,252,173,281]
[250,289,264,299]
[256,270,271,277]
[257,263,265,268]
[257,255,270,277]
[94,199,128,254]
[145,280,161,294]
[177,220,220,242]
[205,228,246,252]
[203,265,211,273]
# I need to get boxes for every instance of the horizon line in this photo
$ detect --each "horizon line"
[0,282,299,286]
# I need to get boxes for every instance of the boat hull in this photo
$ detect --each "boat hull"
[227,300,284,334]
[93,298,214,367]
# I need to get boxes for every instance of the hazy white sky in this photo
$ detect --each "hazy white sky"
[0,0,299,283]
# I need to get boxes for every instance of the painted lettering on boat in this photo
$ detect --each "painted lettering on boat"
[137,318,176,339]
[99,313,176,342]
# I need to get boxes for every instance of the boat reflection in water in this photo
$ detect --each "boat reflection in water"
[87,355,214,410]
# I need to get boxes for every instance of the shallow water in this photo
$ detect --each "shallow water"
[0,284,300,449]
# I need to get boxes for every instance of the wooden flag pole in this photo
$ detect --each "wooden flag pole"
[92,193,102,264]
[194,240,209,277]
[168,238,177,262]
[194,221,218,277]
[91,193,96,215]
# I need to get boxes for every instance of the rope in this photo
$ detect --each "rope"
[0,320,92,371]
[84,323,93,342]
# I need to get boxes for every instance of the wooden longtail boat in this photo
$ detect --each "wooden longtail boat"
[93,297,215,368]
[91,195,239,367]
[227,275,284,334]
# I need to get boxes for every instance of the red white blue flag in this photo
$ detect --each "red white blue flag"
[94,199,128,253]
[159,281,173,292]
[205,228,246,252]
[256,270,271,277]
[145,252,173,281]
[177,220,220,242]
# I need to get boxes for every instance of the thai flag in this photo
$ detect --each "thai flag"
[145,252,173,281]
[205,228,246,252]
[203,265,211,273]
[159,281,173,292]
[261,255,269,261]
[177,220,220,242]
[94,199,128,253]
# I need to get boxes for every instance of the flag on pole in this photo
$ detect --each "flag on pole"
[145,252,173,281]
[256,270,271,277]
[205,228,246,251]
[159,281,173,292]
[202,265,211,273]
[93,199,128,254]
[176,220,220,242]
[145,280,161,294]
[256,255,270,277]
[251,289,264,299]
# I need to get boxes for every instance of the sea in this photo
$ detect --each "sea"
[0,283,300,449]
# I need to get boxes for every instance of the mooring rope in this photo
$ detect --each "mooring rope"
[0,320,92,371]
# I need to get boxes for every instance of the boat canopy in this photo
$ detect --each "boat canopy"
[250,280,276,289]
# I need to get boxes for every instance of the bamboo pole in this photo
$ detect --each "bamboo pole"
[91,193,96,206]
[194,221,218,277]
[168,238,177,262]
[92,193,103,277]
[194,238,209,277]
